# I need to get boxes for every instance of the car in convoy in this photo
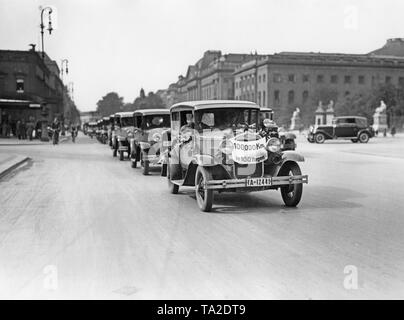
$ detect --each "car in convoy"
[111,112,135,160]
[307,116,374,144]
[87,121,97,139]
[129,109,170,175]
[107,114,115,147]
[259,107,296,151]
[163,100,308,212]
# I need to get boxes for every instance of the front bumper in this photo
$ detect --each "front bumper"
[204,175,308,190]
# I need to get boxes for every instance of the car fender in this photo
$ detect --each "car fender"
[281,151,304,162]
[357,128,374,138]
[193,154,217,167]
[314,129,332,139]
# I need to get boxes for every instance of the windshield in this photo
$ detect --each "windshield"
[194,108,258,132]
[260,111,273,121]
[120,117,134,127]
[144,114,170,129]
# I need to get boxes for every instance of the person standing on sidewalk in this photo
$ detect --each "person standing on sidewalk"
[71,125,77,143]
[16,120,22,139]
[51,118,61,145]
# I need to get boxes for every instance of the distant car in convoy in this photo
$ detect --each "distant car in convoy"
[307,116,375,144]
[111,112,135,160]
[162,100,308,212]
[87,121,97,138]
[129,109,170,175]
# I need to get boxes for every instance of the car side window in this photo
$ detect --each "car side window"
[171,112,180,133]
[134,115,142,128]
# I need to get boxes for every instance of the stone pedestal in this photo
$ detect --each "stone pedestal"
[372,112,387,134]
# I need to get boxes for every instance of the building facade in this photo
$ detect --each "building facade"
[234,45,404,125]
[0,49,68,138]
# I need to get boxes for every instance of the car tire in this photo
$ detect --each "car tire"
[315,133,325,144]
[359,132,369,143]
[195,166,214,212]
[142,159,149,175]
[113,145,117,157]
[119,151,124,161]
[351,139,358,143]
[131,159,137,168]
[161,163,167,177]
[167,161,179,194]
[279,162,303,207]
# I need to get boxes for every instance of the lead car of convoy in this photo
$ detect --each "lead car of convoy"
[162,100,308,212]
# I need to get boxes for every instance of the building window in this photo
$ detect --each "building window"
[274,90,280,104]
[263,91,266,106]
[288,74,295,82]
[258,75,261,83]
[302,74,309,82]
[344,75,352,84]
[331,75,338,84]
[16,79,24,93]
[288,90,295,104]
[358,75,365,84]
[385,76,391,84]
[273,73,281,83]
[263,74,266,82]
[317,75,324,83]
[258,91,261,105]
[302,90,309,104]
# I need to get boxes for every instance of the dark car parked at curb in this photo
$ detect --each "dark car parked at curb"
[162,100,308,212]
[129,109,170,175]
[308,116,374,144]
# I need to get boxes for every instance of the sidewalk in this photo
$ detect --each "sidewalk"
[0,153,30,179]
[0,135,70,145]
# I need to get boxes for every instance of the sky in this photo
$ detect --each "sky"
[1,0,404,111]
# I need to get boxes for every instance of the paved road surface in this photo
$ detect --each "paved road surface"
[0,133,403,299]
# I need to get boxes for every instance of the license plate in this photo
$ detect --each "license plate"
[246,177,272,187]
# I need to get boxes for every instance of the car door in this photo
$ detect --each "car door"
[334,118,354,137]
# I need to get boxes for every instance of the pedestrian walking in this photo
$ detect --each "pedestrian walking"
[21,120,27,139]
[16,120,22,139]
[71,125,77,143]
[27,120,34,141]
[51,118,61,145]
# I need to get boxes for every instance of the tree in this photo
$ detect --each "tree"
[96,92,124,116]
[132,90,166,110]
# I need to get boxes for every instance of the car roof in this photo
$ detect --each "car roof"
[134,108,170,116]
[114,112,134,117]
[170,100,259,112]
[260,107,273,112]
[335,116,367,120]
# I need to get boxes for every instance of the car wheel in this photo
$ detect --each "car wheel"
[315,133,325,144]
[113,145,117,157]
[167,161,179,194]
[279,162,303,207]
[161,163,167,177]
[119,151,124,161]
[359,132,369,143]
[142,157,149,175]
[351,139,358,143]
[195,166,214,212]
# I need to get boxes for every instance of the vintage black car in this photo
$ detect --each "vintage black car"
[308,116,374,144]
[259,107,296,151]
[129,109,170,175]
[163,100,308,212]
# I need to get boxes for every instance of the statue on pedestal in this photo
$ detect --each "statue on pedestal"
[290,107,303,131]
[372,100,388,136]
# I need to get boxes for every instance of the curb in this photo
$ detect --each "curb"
[0,156,31,180]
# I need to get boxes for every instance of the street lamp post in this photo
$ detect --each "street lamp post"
[40,6,53,60]
[60,59,69,135]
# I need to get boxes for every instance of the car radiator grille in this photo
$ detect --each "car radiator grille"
[234,162,263,179]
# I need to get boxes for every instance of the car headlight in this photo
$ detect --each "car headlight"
[266,137,281,153]
[152,133,162,142]
[140,141,151,149]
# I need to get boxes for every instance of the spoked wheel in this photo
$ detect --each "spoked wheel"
[359,132,369,143]
[315,133,325,144]
[195,166,214,212]
[279,162,303,207]
[167,161,179,194]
